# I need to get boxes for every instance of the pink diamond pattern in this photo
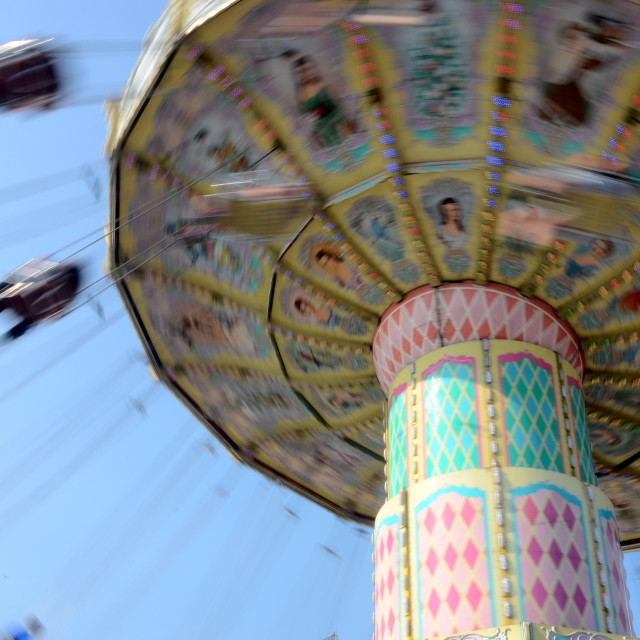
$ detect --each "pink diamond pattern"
[446,584,461,613]
[444,543,457,570]
[425,548,438,574]
[600,515,633,634]
[424,510,436,533]
[514,488,596,630]
[467,581,482,609]
[463,539,479,567]
[428,590,441,616]
[563,503,576,531]
[373,284,582,393]
[460,500,476,526]
[387,609,396,636]
[523,496,539,524]
[375,521,402,640]
[442,503,455,528]
[386,529,394,555]
[573,584,587,615]
[416,492,492,638]
[528,537,543,564]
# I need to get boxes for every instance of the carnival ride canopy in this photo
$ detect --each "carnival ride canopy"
[106,0,640,548]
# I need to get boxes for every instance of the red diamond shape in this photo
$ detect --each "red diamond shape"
[442,503,455,528]
[505,294,519,314]
[460,317,474,340]
[444,543,457,570]
[478,318,491,338]
[460,500,476,526]
[443,319,455,342]
[463,287,476,305]
[412,327,425,350]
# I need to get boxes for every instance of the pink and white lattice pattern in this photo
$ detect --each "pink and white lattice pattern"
[415,492,493,638]
[373,284,584,393]
[375,520,402,640]
[601,514,633,634]
[514,488,597,629]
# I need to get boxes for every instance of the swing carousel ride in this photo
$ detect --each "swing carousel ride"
[106,0,640,638]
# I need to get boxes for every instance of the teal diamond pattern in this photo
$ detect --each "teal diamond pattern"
[388,392,407,497]
[571,385,596,484]
[501,359,562,472]
[423,362,480,476]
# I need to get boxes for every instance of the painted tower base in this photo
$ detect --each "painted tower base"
[371,285,634,640]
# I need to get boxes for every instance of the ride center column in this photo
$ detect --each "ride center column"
[371,284,633,640]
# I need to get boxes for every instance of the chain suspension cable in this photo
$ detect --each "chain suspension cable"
[98,463,237,638]
[38,432,206,636]
[46,145,277,263]
[0,383,160,535]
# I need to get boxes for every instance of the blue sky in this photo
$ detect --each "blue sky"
[0,1,638,639]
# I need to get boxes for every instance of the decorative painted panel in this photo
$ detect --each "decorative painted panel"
[594,461,640,550]
[256,428,380,517]
[511,484,598,631]
[368,0,493,161]
[375,509,404,640]
[286,223,390,312]
[221,0,377,184]
[272,280,375,342]
[387,386,408,499]
[413,486,494,638]
[598,510,633,634]
[521,0,640,160]
[584,377,640,422]
[498,353,563,473]
[422,356,481,478]
[134,272,278,367]
[566,373,596,485]
[302,381,385,426]
[275,333,374,383]
[588,418,640,468]
[178,366,315,443]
